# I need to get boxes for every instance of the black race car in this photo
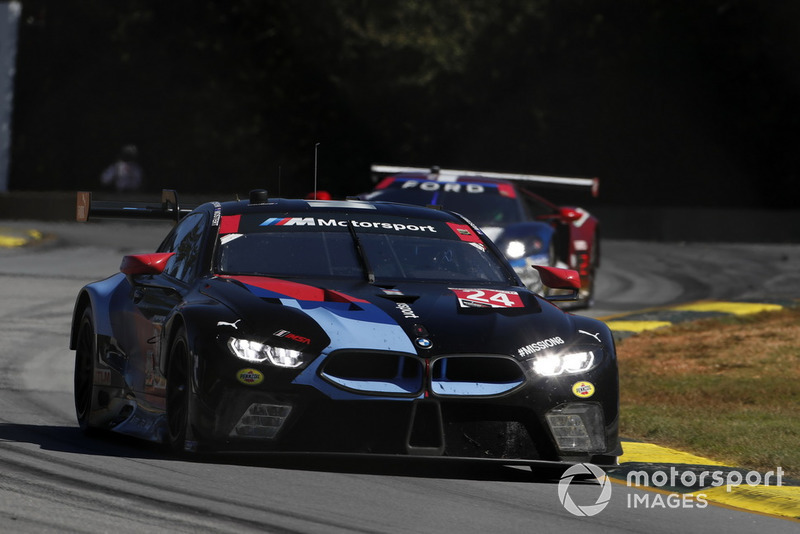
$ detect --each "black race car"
[70,190,621,467]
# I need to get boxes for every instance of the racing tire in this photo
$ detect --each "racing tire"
[166,326,192,453]
[74,306,97,434]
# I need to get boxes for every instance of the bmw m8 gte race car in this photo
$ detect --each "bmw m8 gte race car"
[70,189,620,467]
[363,165,601,308]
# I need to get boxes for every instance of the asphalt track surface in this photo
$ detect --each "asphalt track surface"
[1,220,798,532]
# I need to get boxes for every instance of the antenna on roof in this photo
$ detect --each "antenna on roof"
[313,142,320,200]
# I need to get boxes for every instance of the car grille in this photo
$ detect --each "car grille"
[430,355,525,396]
[320,351,526,397]
[321,350,424,396]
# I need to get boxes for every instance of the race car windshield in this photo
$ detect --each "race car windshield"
[365,187,523,227]
[216,228,510,284]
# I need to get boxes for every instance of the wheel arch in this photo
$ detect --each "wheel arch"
[69,290,94,350]
[162,306,216,380]
[69,275,126,350]
[163,313,188,373]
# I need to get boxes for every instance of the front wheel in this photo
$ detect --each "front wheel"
[74,307,97,434]
[166,326,192,453]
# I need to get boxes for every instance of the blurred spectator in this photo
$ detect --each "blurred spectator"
[100,144,143,192]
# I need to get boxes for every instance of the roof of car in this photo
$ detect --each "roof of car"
[200,196,463,222]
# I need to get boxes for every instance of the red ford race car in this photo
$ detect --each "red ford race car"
[362,165,600,308]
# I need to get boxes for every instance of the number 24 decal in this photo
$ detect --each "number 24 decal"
[450,288,523,308]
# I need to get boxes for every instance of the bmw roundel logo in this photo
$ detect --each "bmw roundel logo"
[415,337,432,349]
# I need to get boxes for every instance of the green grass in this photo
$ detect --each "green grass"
[617,307,800,476]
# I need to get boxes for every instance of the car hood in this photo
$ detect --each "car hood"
[203,274,587,359]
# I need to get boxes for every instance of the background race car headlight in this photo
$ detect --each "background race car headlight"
[505,240,527,259]
[227,337,304,368]
[504,238,543,260]
[530,350,596,376]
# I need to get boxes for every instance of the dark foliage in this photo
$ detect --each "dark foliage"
[9,0,800,207]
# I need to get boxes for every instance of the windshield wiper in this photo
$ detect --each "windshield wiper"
[346,221,375,284]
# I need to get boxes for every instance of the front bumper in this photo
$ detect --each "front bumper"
[191,347,620,462]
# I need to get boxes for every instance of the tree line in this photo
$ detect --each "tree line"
[10,0,799,207]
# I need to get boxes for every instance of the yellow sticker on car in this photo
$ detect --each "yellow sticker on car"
[237,368,264,386]
[572,381,595,398]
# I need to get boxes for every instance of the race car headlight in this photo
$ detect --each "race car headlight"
[504,238,543,260]
[530,350,596,377]
[227,337,304,368]
[505,240,527,259]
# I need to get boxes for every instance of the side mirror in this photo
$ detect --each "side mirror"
[534,207,584,223]
[531,265,580,301]
[120,252,175,276]
[558,207,584,222]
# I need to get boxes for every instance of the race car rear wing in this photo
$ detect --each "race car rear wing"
[76,189,197,223]
[370,164,599,197]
